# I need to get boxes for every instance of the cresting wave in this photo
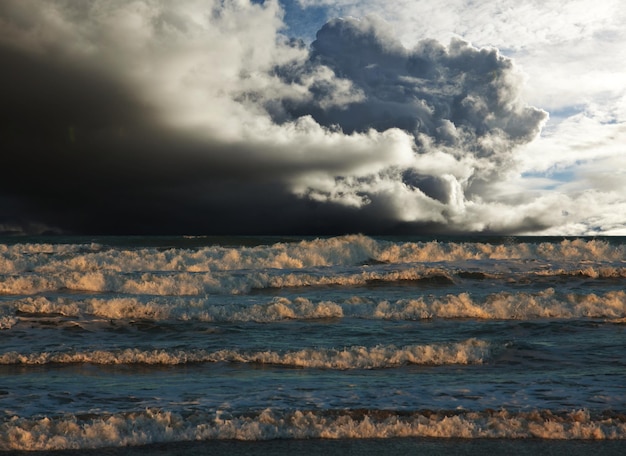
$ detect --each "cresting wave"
[0,267,457,296]
[0,339,490,368]
[1,235,624,298]
[1,235,624,275]
[5,290,626,326]
[1,265,625,296]
[3,408,626,450]
[0,266,626,296]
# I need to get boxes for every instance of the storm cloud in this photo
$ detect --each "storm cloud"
[0,0,552,235]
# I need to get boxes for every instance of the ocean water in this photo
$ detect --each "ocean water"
[1,234,625,452]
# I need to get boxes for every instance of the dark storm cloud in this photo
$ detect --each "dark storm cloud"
[0,2,549,235]
[0,51,310,234]
[0,38,400,234]
[0,0,303,234]
[0,37,298,234]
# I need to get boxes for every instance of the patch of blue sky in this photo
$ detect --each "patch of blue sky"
[279,0,330,44]
[522,167,578,190]
[547,105,587,120]
[537,105,586,135]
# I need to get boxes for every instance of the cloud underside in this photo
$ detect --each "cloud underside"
[0,0,619,235]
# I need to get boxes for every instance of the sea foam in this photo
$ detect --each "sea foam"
[1,235,624,298]
[0,339,490,368]
[2,408,625,450]
[1,264,625,297]
[1,236,624,276]
[8,290,626,323]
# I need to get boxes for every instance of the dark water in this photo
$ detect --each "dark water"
[7,438,626,456]
[1,235,625,450]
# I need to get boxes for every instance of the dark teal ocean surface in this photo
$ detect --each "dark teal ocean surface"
[1,235,625,451]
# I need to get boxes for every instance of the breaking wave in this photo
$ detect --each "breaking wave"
[1,235,624,275]
[2,408,625,450]
[0,235,624,301]
[6,290,626,325]
[0,267,459,296]
[0,265,624,297]
[0,339,490,368]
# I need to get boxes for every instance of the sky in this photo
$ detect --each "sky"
[0,0,624,236]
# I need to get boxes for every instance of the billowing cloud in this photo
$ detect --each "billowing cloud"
[296,0,626,235]
[268,17,546,207]
[0,0,621,235]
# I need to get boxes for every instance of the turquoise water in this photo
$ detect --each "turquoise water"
[1,235,625,450]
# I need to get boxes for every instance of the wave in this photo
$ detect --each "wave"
[2,408,625,450]
[0,314,17,330]
[0,339,489,368]
[0,267,460,296]
[1,235,624,276]
[1,264,624,297]
[1,235,624,298]
[7,290,626,326]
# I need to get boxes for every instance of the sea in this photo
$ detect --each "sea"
[1,234,625,455]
